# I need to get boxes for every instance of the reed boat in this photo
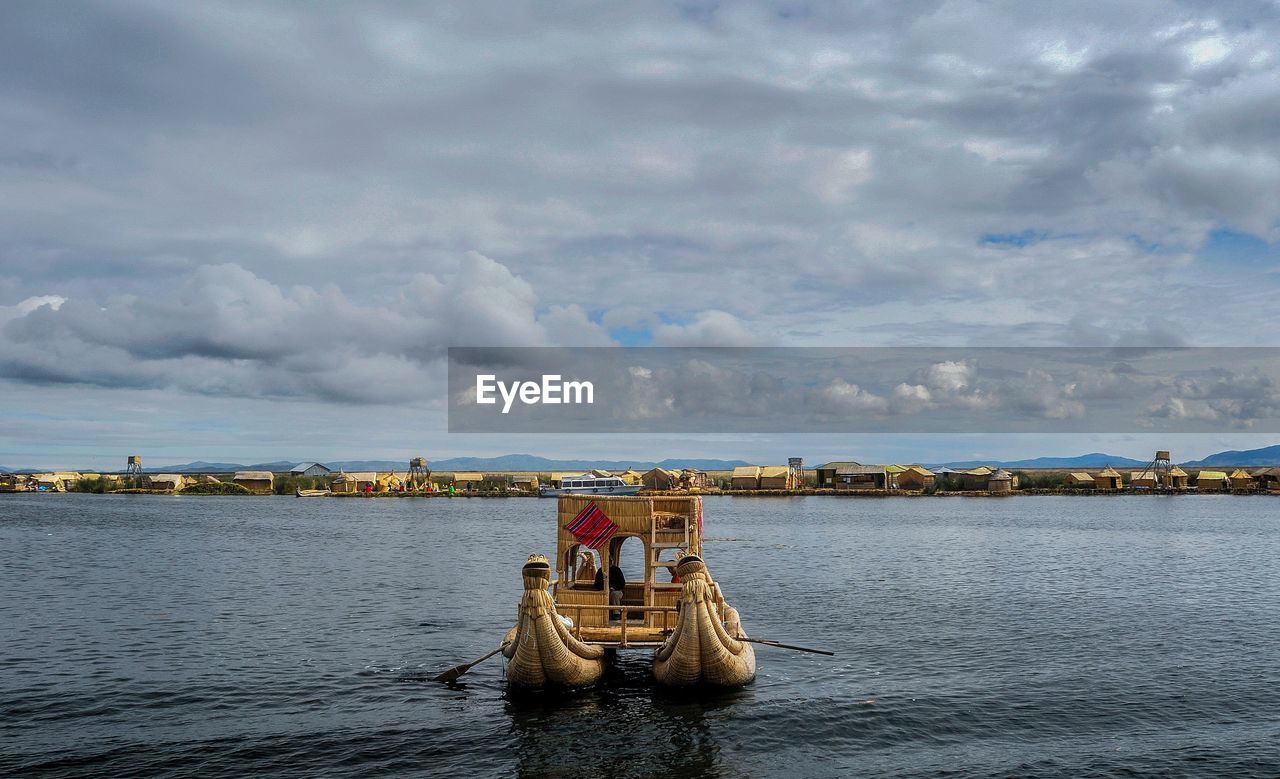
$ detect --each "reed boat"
[295,489,330,497]
[502,495,755,689]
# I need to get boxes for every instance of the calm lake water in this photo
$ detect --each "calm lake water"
[3,493,1280,777]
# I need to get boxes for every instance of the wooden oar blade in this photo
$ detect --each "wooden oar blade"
[432,662,472,683]
[742,637,834,656]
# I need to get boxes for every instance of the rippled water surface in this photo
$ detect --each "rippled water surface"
[3,493,1280,777]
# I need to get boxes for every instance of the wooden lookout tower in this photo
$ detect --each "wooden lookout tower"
[408,457,431,490]
[788,457,804,489]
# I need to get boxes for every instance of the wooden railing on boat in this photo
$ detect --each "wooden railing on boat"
[558,602,722,648]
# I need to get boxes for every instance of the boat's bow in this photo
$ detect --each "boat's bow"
[503,554,606,689]
[653,553,756,687]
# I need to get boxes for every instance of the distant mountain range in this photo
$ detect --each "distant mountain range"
[930,453,1149,469]
[7,446,1280,474]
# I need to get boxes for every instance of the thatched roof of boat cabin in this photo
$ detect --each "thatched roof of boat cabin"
[234,471,274,481]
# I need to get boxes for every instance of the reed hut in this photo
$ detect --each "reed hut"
[642,467,679,490]
[1195,470,1229,491]
[1229,469,1255,490]
[450,472,484,491]
[146,474,186,491]
[547,473,570,488]
[0,473,22,491]
[615,469,643,486]
[511,475,539,492]
[1095,467,1123,491]
[1165,466,1189,490]
[33,472,81,491]
[589,469,613,478]
[1252,467,1280,491]
[731,465,761,490]
[814,461,860,488]
[987,469,1014,493]
[895,465,935,491]
[679,468,710,490]
[1129,471,1157,489]
[331,472,377,493]
[758,465,794,490]
[954,466,993,491]
[233,471,274,494]
[1066,472,1095,488]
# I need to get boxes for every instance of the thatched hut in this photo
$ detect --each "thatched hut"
[1195,470,1229,491]
[615,469,643,486]
[378,472,407,491]
[814,461,860,488]
[332,472,377,493]
[679,469,710,490]
[146,474,186,491]
[449,472,484,491]
[1165,466,1189,490]
[511,475,539,492]
[1066,472,1095,488]
[731,465,761,490]
[1095,467,1123,491]
[642,467,679,490]
[1229,469,1255,490]
[1129,471,1157,489]
[895,465,935,491]
[987,469,1014,493]
[758,465,794,490]
[233,471,274,494]
[589,469,612,478]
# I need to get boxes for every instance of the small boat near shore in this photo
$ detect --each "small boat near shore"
[498,494,755,689]
[295,489,330,497]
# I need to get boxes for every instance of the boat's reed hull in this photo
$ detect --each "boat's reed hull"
[504,557,606,689]
[653,557,755,688]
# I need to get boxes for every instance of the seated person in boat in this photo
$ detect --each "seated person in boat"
[574,551,597,587]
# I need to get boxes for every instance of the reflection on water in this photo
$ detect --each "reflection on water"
[506,655,748,778]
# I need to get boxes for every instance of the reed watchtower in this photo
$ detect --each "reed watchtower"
[408,457,431,490]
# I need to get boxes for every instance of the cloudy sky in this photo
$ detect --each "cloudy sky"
[2,1,1279,469]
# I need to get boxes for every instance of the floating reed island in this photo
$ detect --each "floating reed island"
[5,451,1280,496]
[436,495,785,690]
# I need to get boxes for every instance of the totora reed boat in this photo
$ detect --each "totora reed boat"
[500,494,755,689]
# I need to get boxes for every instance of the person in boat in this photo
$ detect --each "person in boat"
[594,563,626,618]
[575,551,597,587]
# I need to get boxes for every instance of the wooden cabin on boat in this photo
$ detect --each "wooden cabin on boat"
[146,473,186,491]
[331,472,377,493]
[233,471,274,494]
[758,465,795,490]
[814,461,860,488]
[1095,467,1123,491]
[1196,470,1229,491]
[642,467,679,491]
[895,465,935,491]
[1229,469,1256,490]
[1066,472,1095,488]
[553,495,703,645]
[731,465,761,490]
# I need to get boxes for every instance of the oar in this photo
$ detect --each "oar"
[740,637,834,656]
[432,642,510,683]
